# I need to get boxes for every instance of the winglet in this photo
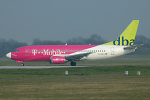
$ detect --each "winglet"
[103,20,139,46]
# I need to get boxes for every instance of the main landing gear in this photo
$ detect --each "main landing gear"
[21,63,24,66]
[70,61,76,66]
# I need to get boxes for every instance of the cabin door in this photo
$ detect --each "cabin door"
[111,47,115,55]
[25,47,29,56]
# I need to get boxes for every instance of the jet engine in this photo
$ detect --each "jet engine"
[50,56,66,64]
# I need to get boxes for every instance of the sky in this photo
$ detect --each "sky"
[0,0,150,45]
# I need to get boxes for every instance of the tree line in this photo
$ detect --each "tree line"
[0,34,150,57]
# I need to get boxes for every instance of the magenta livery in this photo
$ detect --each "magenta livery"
[6,20,142,66]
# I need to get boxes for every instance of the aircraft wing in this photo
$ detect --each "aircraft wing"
[65,52,91,61]
[124,44,143,50]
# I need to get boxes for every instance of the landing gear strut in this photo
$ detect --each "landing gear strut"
[70,62,76,66]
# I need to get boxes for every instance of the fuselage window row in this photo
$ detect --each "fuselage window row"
[31,50,106,53]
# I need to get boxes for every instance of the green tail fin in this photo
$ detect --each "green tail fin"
[103,20,139,46]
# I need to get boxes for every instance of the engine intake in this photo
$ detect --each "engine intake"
[50,56,65,64]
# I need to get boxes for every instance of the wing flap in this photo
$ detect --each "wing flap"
[65,52,91,61]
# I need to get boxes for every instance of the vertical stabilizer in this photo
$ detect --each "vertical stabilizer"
[103,20,139,46]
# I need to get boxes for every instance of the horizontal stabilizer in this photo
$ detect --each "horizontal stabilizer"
[124,44,144,50]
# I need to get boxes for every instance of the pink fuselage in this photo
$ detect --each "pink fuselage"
[11,45,97,62]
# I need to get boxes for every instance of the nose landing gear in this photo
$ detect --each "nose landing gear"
[16,61,24,66]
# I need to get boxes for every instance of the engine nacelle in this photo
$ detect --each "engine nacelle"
[50,56,66,64]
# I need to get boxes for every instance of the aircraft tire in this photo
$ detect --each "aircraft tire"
[70,62,76,66]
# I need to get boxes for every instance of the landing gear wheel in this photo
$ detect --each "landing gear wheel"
[70,62,76,66]
[21,63,24,66]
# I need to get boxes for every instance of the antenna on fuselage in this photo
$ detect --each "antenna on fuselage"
[65,43,67,45]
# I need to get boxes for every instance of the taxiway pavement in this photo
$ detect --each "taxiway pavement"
[0,66,90,69]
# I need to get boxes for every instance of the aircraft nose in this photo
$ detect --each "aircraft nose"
[6,52,11,58]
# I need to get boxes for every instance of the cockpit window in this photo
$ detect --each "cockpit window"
[13,50,19,52]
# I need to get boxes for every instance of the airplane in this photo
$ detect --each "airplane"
[6,20,142,66]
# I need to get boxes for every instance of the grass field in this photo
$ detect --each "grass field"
[0,55,150,100]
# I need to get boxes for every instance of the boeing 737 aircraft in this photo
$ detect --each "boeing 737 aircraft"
[6,20,142,66]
